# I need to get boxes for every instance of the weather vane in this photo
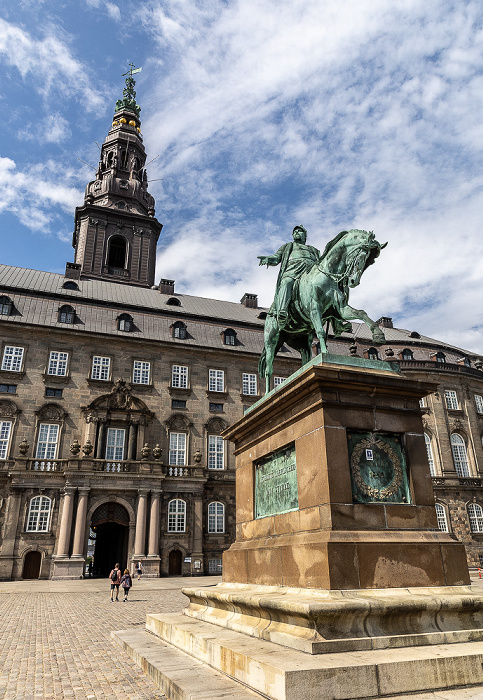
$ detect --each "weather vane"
[115,63,142,117]
[122,62,142,79]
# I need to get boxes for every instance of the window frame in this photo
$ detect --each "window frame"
[475,395,483,415]
[105,427,126,461]
[223,328,237,346]
[132,360,151,385]
[208,369,225,393]
[1,345,25,373]
[35,423,60,460]
[47,350,70,377]
[167,498,186,533]
[401,348,414,360]
[435,503,449,532]
[26,495,52,533]
[0,420,13,460]
[172,322,187,340]
[118,313,133,332]
[273,376,286,388]
[90,355,112,381]
[445,389,460,411]
[367,347,380,360]
[58,305,75,324]
[169,432,187,466]
[208,434,225,470]
[468,503,483,533]
[424,433,436,476]
[171,364,189,389]
[0,296,13,316]
[242,372,257,396]
[450,433,470,477]
[207,501,225,533]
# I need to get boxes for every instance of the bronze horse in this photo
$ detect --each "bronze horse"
[259,229,387,393]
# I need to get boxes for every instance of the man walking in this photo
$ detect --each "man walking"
[109,563,121,601]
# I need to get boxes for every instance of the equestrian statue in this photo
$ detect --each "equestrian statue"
[258,226,387,393]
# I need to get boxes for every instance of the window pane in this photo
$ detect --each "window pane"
[35,424,59,459]
[169,432,186,465]
[1,346,24,372]
[468,504,483,533]
[27,496,52,532]
[209,369,224,392]
[208,502,225,532]
[273,376,286,387]
[445,390,459,410]
[242,373,257,395]
[475,395,483,414]
[451,434,469,476]
[208,435,224,469]
[48,351,69,376]
[168,499,186,532]
[0,421,12,459]
[91,356,110,380]
[172,365,188,388]
[106,428,125,460]
[435,504,448,532]
[133,360,150,384]
[424,434,435,476]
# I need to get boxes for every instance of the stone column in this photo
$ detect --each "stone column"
[133,490,148,557]
[191,495,204,576]
[148,492,161,556]
[71,487,90,557]
[128,422,137,461]
[96,421,106,460]
[0,489,23,579]
[56,487,76,557]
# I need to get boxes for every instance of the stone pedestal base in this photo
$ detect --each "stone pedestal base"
[51,556,84,580]
[134,556,161,578]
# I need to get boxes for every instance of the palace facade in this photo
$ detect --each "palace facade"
[1,80,483,579]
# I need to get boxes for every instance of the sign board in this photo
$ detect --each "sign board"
[255,443,299,519]
[184,557,191,563]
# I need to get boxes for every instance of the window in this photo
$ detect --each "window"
[424,434,436,476]
[451,434,470,477]
[118,313,133,332]
[58,305,75,324]
[169,432,186,465]
[2,346,24,372]
[242,373,257,396]
[36,424,59,459]
[0,421,12,459]
[468,503,483,533]
[47,351,68,377]
[166,297,181,306]
[172,399,187,409]
[168,499,186,532]
[62,281,78,290]
[107,235,127,268]
[435,504,449,532]
[209,402,223,412]
[91,356,111,381]
[445,390,459,411]
[419,398,426,408]
[435,352,446,363]
[132,360,150,385]
[208,558,223,574]
[172,322,187,339]
[209,369,225,392]
[0,384,16,394]
[0,296,12,315]
[463,357,471,367]
[45,388,63,398]
[106,428,125,460]
[208,502,225,533]
[26,496,52,532]
[367,347,379,360]
[401,349,414,360]
[172,365,188,389]
[475,395,483,415]
[208,435,224,470]
[223,328,237,346]
[274,376,286,388]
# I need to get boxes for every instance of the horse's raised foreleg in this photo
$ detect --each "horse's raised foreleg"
[339,305,385,344]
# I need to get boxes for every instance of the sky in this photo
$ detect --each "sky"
[1,0,483,354]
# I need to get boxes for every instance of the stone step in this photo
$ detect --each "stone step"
[111,628,264,700]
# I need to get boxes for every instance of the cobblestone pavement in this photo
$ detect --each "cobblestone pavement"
[0,576,220,700]
[1,575,483,700]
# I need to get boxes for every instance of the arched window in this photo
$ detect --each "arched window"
[166,297,181,306]
[463,357,471,367]
[435,504,449,532]
[468,503,483,533]
[117,313,133,332]
[367,347,380,360]
[208,502,225,533]
[409,331,421,339]
[107,235,127,269]
[62,281,78,291]
[451,434,470,477]
[58,305,75,324]
[26,496,52,532]
[172,321,187,340]
[424,434,436,476]
[0,296,13,315]
[401,349,414,360]
[223,328,237,346]
[167,499,186,532]
[435,352,446,363]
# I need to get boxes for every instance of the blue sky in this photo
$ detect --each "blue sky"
[1,0,483,353]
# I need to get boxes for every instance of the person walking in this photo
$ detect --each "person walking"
[109,563,121,601]
[136,561,143,580]
[120,569,132,602]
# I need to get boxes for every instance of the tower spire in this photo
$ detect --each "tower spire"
[116,63,142,116]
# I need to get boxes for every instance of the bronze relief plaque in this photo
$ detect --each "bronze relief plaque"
[347,431,412,504]
[255,443,299,519]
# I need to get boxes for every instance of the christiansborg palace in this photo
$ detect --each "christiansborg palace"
[1,83,483,580]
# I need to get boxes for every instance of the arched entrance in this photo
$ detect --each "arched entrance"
[22,551,42,579]
[91,502,129,577]
[168,549,182,575]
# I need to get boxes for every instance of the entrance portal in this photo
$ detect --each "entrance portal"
[91,502,129,577]
[22,550,42,579]
[168,549,182,575]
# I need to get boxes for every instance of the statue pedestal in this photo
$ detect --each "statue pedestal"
[112,356,483,699]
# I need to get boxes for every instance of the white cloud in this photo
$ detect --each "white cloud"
[85,0,121,22]
[18,113,71,144]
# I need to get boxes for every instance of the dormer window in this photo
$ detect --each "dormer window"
[401,349,414,360]
[367,347,380,360]
[0,296,13,316]
[58,305,75,324]
[62,281,78,291]
[172,321,187,340]
[435,352,446,363]
[117,313,133,332]
[223,328,237,346]
[166,298,181,307]
[409,331,421,339]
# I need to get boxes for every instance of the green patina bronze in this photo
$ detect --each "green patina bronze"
[115,63,142,117]
[255,444,298,519]
[347,431,412,504]
[258,227,387,393]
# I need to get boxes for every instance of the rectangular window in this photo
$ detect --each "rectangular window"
[209,403,223,412]
[0,384,16,394]
[47,351,69,376]
[475,395,483,415]
[45,388,63,398]
[168,500,186,532]
[419,397,426,408]
[105,428,126,460]
[208,435,224,470]
[132,360,151,385]
[171,365,188,389]
[1,346,24,372]
[0,421,12,459]
[172,399,187,410]
[36,424,59,459]
[27,496,52,533]
[209,369,224,392]
[444,390,459,411]
[91,356,111,381]
[242,372,257,395]
[273,376,286,388]
[169,432,186,465]
[208,558,223,574]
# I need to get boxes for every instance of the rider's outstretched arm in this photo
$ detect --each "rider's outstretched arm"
[258,246,285,267]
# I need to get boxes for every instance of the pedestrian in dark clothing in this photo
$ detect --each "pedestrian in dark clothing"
[109,563,121,601]
[120,569,132,601]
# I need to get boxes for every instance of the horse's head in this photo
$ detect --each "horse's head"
[343,230,387,288]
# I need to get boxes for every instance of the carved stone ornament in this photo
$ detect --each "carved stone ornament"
[152,444,162,459]
[193,449,202,464]
[451,418,464,432]
[70,439,81,456]
[85,379,153,418]
[18,438,29,456]
[0,400,19,418]
[82,440,93,457]
[165,413,192,431]
[141,443,151,460]
[37,403,66,421]
[205,417,227,434]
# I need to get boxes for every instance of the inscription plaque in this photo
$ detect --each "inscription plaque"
[348,431,412,504]
[255,444,298,519]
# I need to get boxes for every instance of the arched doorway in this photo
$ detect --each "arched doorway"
[91,502,129,577]
[22,551,42,579]
[168,549,182,575]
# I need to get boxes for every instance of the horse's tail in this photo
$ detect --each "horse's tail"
[258,348,266,378]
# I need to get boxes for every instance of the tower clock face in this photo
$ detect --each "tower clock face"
[347,431,411,504]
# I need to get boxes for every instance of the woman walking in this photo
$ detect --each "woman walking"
[120,569,133,602]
